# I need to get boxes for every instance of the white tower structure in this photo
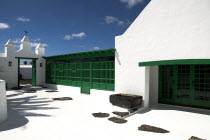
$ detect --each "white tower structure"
[35,43,45,57]
[19,35,31,50]
[4,40,15,57]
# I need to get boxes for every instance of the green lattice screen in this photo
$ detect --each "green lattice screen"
[159,64,210,108]
[46,60,114,92]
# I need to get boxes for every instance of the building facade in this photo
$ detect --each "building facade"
[0,35,45,88]
[1,0,210,110]
[115,0,210,109]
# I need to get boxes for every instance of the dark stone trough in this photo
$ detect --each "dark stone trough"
[109,93,142,109]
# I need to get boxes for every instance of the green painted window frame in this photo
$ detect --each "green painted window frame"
[159,64,210,108]
[139,59,210,66]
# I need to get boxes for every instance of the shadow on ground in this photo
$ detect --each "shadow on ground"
[0,92,59,132]
[136,105,210,116]
[151,104,210,115]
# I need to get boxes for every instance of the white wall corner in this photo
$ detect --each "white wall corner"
[143,66,150,108]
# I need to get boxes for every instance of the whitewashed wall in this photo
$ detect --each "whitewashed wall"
[0,80,7,123]
[0,57,18,89]
[36,58,45,86]
[0,36,46,88]
[115,0,210,107]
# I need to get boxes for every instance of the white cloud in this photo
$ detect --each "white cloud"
[120,0,144,8]
[92,47,100,50]
[12,38,47,47]
[17,17,30,22]
[64,32,86,40]
[104,16,118,24]
[32,38,41,42]
[78,45,100,50]
[13,38,21,44]
[0,23,10,29]
[31,43,48,47]
[104,16,130,26]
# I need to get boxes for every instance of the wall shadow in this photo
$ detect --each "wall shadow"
[150,104,210,116]
[133,104,210,116]
[0,92,58,132]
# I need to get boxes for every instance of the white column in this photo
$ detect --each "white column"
[144,66,150,108]
[0,80,7,123]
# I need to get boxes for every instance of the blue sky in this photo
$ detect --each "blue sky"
[0,0,150,56]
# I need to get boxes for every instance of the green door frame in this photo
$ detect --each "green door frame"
[16,57,37,87]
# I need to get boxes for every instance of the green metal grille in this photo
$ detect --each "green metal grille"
[159,64,210,108]
[46,60,115,93]
[159,65,174,100]
[194,65,210,102]
[177,65,191,100]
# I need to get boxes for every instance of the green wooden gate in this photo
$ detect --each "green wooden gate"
[32,59,36,86]
[159,64,210,108]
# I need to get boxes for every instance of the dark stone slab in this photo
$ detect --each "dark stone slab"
[22,90,37,93]
[52,97,73,101]
[11,87,22,90]
[110,93,142,109]
[138,124,170,133]
[45,90,58,92]
[108,117,127,124]
[112,111,129,117]
[92,112,110,118]
[189,136,206,140]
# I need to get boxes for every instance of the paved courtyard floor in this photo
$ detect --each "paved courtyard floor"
[0,87,210,140]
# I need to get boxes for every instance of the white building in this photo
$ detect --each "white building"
[1,0,210,110]
[0,35,46,89]
[115,0,210,109]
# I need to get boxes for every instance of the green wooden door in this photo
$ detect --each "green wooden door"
[32,59,36,86]
[81,62,91,94]
[159,64,210,108]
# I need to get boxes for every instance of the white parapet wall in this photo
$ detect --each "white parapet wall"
[45,84,115,97]
[0,80,7,124]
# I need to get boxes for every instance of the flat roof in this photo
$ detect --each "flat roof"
[44,48,115,60]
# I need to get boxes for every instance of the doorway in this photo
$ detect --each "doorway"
[18,58,36,87]
[159,64,210,109]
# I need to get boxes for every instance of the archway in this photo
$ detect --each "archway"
[17,57,37,87]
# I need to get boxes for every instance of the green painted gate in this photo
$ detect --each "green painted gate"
[32,59,36,86]
[159,64,210,108]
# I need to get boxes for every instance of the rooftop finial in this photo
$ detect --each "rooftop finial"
[24,30,28,35]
